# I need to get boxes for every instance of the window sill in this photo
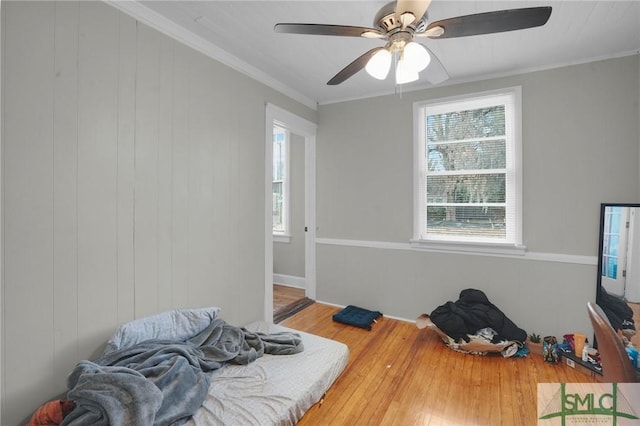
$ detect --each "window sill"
[410,239,527,257]
[273,234,291,243]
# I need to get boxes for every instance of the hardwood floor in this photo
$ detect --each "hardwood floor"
[273,284,305,312]
[630,302,640,347]
[280,303,596,426]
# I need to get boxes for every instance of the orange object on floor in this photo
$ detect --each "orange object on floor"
[26,399,75,426]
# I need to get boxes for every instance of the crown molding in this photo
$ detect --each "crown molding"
[104,1,318,111]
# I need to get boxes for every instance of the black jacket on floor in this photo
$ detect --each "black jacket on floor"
[598,286,636,333]
[430,288,527,343]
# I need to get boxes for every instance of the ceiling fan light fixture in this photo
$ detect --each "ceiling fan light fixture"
[275,3,553,87]
[395,57,419,85]
[403,42,430,72]
[365,49,392,80]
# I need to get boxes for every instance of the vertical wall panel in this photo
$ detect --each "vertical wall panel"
[170,44,191,308]
[2,1,56,418]
[187,54,217,304]
[209,64,233,299]
[116,13,137,326]
[225,80,267,320]
[76,2,120,357]
[158,38,174,311]
[52,0,79,389]
[2,2,316,423]
[225,79,244,317]
[134,24,161,317]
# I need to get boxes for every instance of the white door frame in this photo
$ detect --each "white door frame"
[0,11,4,420]
[602,206,630,297]
[264,104,317,321]
[626,208,640,302]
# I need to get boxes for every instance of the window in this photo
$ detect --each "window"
[413,87,523,253]
[273,125,289,236]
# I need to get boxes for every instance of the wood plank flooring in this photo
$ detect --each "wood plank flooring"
[273,284,305,312]
[280,303,596,426]
[630,302,640,347]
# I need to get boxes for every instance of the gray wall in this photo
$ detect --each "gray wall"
[274,133,306,280]
[2,1,639,424]
[0,1,315,424]
[316,55,640,338]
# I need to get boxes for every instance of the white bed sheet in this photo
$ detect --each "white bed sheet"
[187,321,349,426]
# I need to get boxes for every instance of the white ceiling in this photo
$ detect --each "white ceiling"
[112,1,640,108]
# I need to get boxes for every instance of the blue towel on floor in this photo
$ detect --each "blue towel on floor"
[333,305,382,331]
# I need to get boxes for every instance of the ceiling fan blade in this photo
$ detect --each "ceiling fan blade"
[274,23,384,38]
[327,47,385,85]
[421,46,449,85]
[396,0,432,28]
[426,7,552,39]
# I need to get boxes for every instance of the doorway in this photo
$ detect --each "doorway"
[264,104,317,322]
[273,130,307,318]
[602,206,640,304]
[601,206,629,297]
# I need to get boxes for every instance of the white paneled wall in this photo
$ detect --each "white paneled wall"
[4,1,58,419]
[1,2,315,423]
[76,1,121,361]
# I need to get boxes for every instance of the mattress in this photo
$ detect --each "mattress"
[187,321,349,426]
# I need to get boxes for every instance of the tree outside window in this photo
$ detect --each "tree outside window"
[414,88,522,248]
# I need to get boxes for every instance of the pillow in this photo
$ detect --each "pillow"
[103,307,221,355]
[332,305,382,331]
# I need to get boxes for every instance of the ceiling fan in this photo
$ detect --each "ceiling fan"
[274,0,552,86]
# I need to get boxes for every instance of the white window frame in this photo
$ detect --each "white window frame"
[273,124,290,242]
[412,87,525,256]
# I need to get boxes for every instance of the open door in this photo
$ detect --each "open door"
[601,206,629,297]
[264,104,316,322]
[273,130,306,289]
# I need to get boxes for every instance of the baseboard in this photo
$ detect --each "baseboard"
[273,273,306,289]
[316,300,416,324]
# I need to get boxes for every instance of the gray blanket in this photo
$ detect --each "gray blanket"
[61,318,303,426]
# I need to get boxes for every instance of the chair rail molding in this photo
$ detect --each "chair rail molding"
[316,237,597,265]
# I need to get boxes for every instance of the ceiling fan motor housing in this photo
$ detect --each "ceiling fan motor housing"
[374,1,428,34]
